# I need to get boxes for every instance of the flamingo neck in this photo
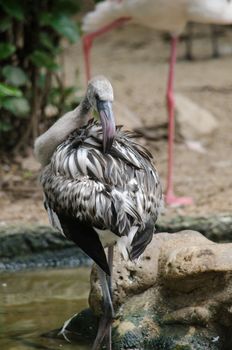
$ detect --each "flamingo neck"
[79,95,92,117]
[34,98,91,166]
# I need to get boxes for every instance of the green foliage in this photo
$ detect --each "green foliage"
[0,43,16,59]
[2,66,28,86]
[40,14,80,43]
[0,0,24,20]
[0,0,81,153]
[0,83,22,97]
[2,97,30,117]
[29,50,59,71]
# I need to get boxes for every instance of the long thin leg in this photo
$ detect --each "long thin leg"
[92,265,114,350]
[105,246,114,349]
[82,17,131,82]
[107,246,114,296]
[166,36,193,206]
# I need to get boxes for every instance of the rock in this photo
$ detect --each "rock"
[0,225,90,271]
[175,94,218,141]
[87,231,232,349]
[156,214,232,243]
[44,104,59,118]
[89,236,161,315]
[113,101,143,129]
[185,140,207,153]
[0,215,231,272]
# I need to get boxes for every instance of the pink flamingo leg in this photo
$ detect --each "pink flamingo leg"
[166,36,193,206]
[82,17,131,82]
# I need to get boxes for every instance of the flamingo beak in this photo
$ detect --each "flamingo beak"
[97,100,116,153]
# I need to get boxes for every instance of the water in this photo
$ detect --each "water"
[0,267,92,350]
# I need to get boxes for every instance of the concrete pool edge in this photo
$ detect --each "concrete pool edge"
[0,213,231,272]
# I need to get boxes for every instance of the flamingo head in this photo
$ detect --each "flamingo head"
[86,76,116,153]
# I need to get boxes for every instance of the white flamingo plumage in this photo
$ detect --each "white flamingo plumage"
[82,0,232,206]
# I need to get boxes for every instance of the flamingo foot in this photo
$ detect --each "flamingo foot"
[166,192,193,207]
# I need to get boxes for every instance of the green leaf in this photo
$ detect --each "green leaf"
[37,73,46,89]
[0,121,12,132]
[2,97,30,117]
[51,0,80,15]
[39,32,55,51]
[2,66,28,86]
[30,50,59,71]
[0,0,24,20]
[0,18,12,32]
[0,43,16,60]
[40,14,79,43]
[48,87,61,105]
[0,83,22,97]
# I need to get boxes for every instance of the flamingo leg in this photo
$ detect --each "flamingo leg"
[166,36,193,206]
[107,246,114,296]
[105,246,114,349]
[82,17,131,81]
[92,252,114,350]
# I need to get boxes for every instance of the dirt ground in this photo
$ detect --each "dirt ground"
[0,24,231,226]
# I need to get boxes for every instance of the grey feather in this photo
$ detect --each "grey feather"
[41,120,163,246]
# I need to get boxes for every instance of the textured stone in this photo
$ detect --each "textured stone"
[0,214,231,271]
[175,94,218,141]
[0,225,89,271]
[88,231,232,349]
[113,101,143,129]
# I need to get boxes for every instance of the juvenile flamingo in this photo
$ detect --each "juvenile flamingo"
[35,76,163,350]
[82,0,232,206]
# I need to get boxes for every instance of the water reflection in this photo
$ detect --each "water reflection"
[0,267,91,350]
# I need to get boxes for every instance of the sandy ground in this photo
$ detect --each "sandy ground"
[0,24,231,226]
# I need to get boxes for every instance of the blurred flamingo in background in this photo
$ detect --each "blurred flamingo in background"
[82,0,232,206]
[184,23,227,60]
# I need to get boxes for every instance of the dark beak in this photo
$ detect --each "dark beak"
[97,100,116,153]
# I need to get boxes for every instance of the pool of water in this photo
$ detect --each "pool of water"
[0,267,92,350]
